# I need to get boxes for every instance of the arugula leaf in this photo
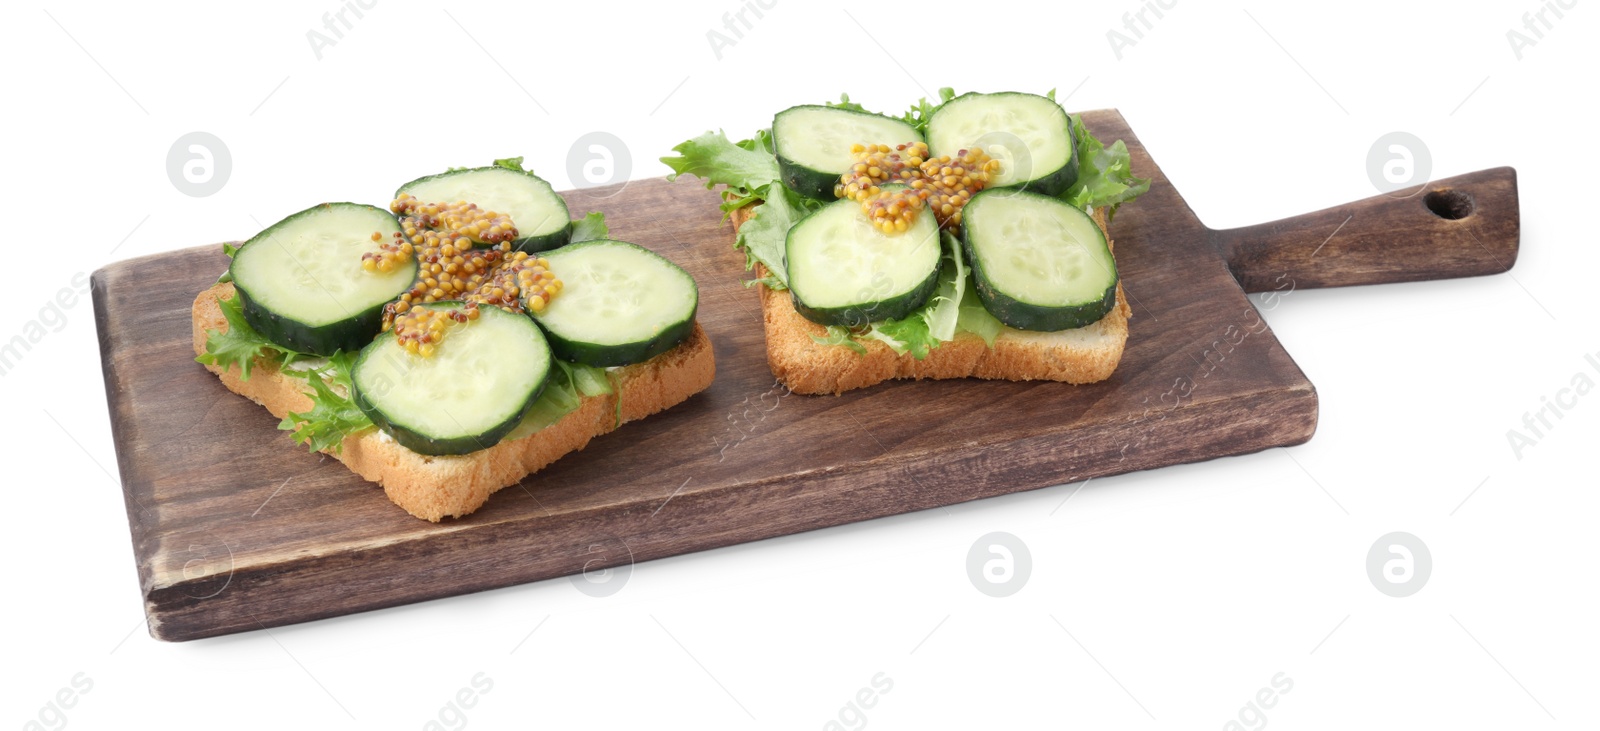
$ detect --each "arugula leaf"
[899,87,956,135]
[1062,114,1150,220]
[660,129,781,207]
[195,294,300,381]
[570,211,609,243]
[810,325,867,355]
[278,351,370,454]
[493,156,527,172]
[223,242,240,258]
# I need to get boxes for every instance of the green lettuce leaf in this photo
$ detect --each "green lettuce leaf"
[826,92,870,114]
[217,242,239,283]
[734,184,822,289]
[746,270,786,290]
[278,350,371,454]
[493,156,527,172]
[517,380,581,435]
[509,359,613,437]
[660,129,781,209]
[609,371,623,428]
[560,359,613,398]
[864,318,938,360]
[852,234,967,360]
[924,232,968,342]
[810,325,867,355]
[956,277,1004,347]
[899,87,956,135]
[195,294,300,381]
[1062,114,1150,220]
[660,127,825,288]
[570,211,609,243]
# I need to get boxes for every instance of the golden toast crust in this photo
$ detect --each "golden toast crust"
[732,206,1130,395]
[192,283,715,521]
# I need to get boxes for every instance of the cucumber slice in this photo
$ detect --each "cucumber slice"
[773,105,923,200]
[396,166,572,253]
[532,240,698,367]
[961,189,1117,331]
[785,195,942,327]
[230,202,417,356]
[352,303,552,456]
[926,92,1078,196]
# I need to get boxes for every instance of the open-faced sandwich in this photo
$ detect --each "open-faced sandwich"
[663,89,1148,395]
[193,158,714,521]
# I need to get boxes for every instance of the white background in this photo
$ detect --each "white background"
[3,1,1595,728]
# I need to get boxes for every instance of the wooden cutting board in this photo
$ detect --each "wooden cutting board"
[94,110,1519,641]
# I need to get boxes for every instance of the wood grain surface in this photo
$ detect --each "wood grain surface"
[93,109,1518,641]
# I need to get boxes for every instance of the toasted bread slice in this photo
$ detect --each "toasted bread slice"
[192,283,715,521]
[732,206,1130,395]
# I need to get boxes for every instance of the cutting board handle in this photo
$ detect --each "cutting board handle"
[1210,167,1519,293]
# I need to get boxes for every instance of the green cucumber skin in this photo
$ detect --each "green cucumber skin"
[511,221,572,254]
[1009,111,1078,197]
[353,355,548,456]
[784,191,941,328]
[964,259,1116,331]
[960,189,1117,332]
[777,155,842,201]
[395,166,573,253]
[350,306,551,457]
[230,202,416,357]
[787,264,940,328]
[773,105,924,201]
[530,239,700,368]
[234,285,395,357]
[928,92,1079,197]
[1010,128,1078,198]
[543,312,695,368]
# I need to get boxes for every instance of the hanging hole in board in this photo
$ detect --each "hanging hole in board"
[1424,188,1473,220]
